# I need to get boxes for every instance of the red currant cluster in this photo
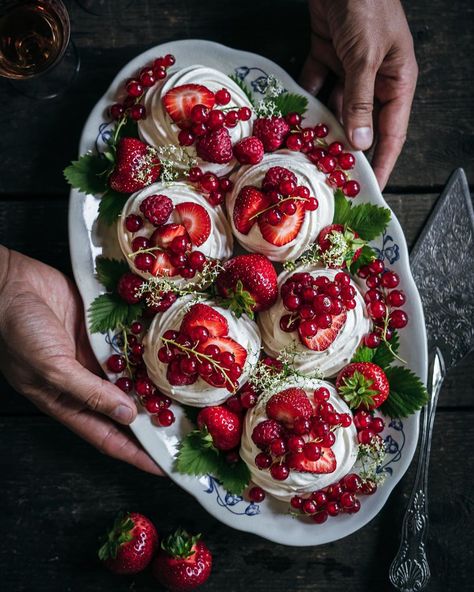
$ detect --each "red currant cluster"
[279,271,356,341]
[105,322,176,427]
[251,387,352,482]
[188,166,233,207]
[225,382,259,414]
[257,176,318,227]
[290,472,377,524]
[177,90,252,147]
[353,409,385,445]
[158,330,244,393]
[109,54,176,122]
[358,259,409,348]
[282,114,360,198]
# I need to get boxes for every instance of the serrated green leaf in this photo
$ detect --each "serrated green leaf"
[380,365,429,418]
[333,189,352,225]
[98,191,129,225]
[333,190,390,241]
[64,153,110,195]
[272,92,308,116]
[216,456,250,495]
[372,332,400,369]
[95,257,129,292]
[351,345,375,363]
[228,74,255,106]
[88,293,142,334]
[350,244,377,274]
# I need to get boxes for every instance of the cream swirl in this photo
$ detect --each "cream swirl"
[139,65,255,176]
[240,376,358,501]
[258,265,370,377]
[118,181,233,281]
[227,150,335,262]
[143,296,261,406]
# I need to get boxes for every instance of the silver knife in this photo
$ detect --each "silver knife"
[389,168,474,592]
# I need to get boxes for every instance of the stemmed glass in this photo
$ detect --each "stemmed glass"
[0,0,80,99]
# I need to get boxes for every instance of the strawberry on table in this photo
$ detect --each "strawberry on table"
[266,387,313,428]
[233,185,271,235]
[181,303,229,338]
[109,137,161,194]
[98,512,158,575]
[153,528,212,591]
[287,448,337,474]
[258,201,305,246]
[175,202,211,246]
[196,127,233,164]
[162,83,216,126]
[216,254,278,315]
[197,405,243,451]
[298,311,347,351]
[336,362,390,410]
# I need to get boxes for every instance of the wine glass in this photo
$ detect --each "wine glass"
[0,0,80,99]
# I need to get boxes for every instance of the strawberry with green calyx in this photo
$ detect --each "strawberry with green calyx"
[98,512,158,574]
[216,254,278,317]
[109,137,161,194]
[197,405,243,451]
[336,362,389,410]
[317,223,366,268]
[153,528,212,591]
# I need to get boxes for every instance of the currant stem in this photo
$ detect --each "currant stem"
[248,196,310,221]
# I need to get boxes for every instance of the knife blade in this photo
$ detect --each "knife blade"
[410,168,474,370]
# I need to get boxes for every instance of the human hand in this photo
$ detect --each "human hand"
[300,0,418,189]
[0,246,162,476]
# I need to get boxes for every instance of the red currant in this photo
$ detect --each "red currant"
[249,486,265,502]
[156,408,175,427]
[215,88,231,105]
[387,289,406,307]
[270,463,290,481]
[338,152,356,170]
[390,309,408,329]
[125,214,143,233]
[126,79,143,97]
[109,103,124,120]
[255,452,272,470]
[107,354,126,373]
[115,376,133,393]
[381,271,400,288]
[313,123,329,138]
[343,180,360,198]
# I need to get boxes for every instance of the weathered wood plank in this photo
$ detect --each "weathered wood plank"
[0,0,472,193]
[0,412,472,591]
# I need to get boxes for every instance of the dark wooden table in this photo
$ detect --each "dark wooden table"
[1,1,473,590]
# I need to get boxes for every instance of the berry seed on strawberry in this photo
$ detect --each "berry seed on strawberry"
[140,194,173,226]
[181,303,228,338]
[233,136,264,165]
[257,201,305,246]
[233,185,271,235]
[175,202,211,246]
[109,138,161,194]
[162,83,216,126]
[266,387,313,428]
[336,362,390,410]
[197,405,242,451]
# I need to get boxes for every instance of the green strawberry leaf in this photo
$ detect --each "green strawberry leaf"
[176,430,250,495]
[350,244,377,274]
[372,331,400,369]
[333,189,391,241]
[218,280,256,319]
[271,92,308,116]
[95,257,129,292]
[381,365,429,418]
[351,345,375,363]
[333,189,352,225]
[88,293,143,334]
[228,74,256,106]
[98,190,129,226]
[64,153,110,195]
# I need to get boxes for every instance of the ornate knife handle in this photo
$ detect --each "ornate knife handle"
[389,348,446,592]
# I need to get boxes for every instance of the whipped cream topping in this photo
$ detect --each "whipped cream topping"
[258,265,370,378]
[138,65,255,176]
[143,296,261,406]
[227,150,335,262]
[240,376,358,501]
[118,181,233,281]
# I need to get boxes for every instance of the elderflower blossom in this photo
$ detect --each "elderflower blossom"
[156,145,197,184]
[357,437,387,485]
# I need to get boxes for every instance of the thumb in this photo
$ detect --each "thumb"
[48,359,137,425]
[342,63,377,151]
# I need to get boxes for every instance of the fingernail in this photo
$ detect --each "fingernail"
[352,127,373,150]
[112,404,134,424]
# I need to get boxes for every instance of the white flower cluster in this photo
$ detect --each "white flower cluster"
[357,437,387,485]
[156,145,197,183]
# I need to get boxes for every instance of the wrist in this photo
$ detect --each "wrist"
[0,245,11,296]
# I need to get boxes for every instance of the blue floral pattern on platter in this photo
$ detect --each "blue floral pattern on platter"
[99,62,404,518]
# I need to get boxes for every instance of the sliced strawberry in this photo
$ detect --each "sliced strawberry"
[287,448,337,474]
[299,311,347,351]
[175,202,211,246]
[233,186,271,235]
[150,224,188,249]
[258,201,305,246]
[150,251,179,277]
[162,84,215,125]
[265,387,312,428]
[181,303,228,338]
[197,336,247,368]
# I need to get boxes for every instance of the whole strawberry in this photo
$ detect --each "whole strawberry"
[317,223,365,268]
[216,254,278,316]
[197,405,242,451]
[98,512,158,574]
[233,136,264,164]
[109,137,161,193]
[153,528,212,591]
[336,362,390,410]
[196,127,233,164]
[253,116,290,152]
